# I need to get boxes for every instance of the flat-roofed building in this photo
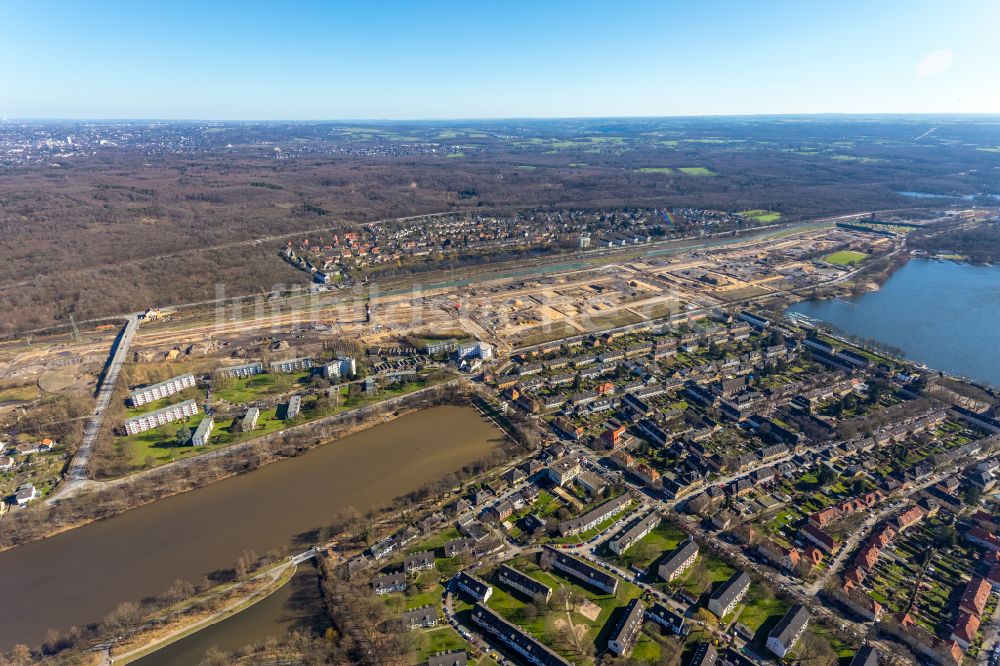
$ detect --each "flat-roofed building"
[129,373,196,407]
[269,357,313,373]
[123,399,199,435]
[218,361,264,379]
[191,417,214,446]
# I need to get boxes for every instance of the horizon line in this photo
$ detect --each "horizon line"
[4,111,1000,124]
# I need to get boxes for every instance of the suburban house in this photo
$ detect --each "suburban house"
[13,482,39,505]
[372,572,407,595]
[951,612,980,650]
[607,598,645,657]
[403,551,435,574]
[401,605,438,630]
[959,577,990,617]
[427,650,467,666]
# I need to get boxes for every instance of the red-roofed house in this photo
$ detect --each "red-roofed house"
[809,507,840,529]
[960,577,991,617]
[951,612,981,650]
[800,523,840,554]
[896,506,925,532]
[854,543,881,571]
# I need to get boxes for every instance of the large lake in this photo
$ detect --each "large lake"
[787,259,1000,387]
[0,405,504,650]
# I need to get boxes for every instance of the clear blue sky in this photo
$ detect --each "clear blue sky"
[2,0,997,119]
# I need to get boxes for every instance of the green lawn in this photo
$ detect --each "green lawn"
[636,167,673,174]
[212,372,308,404]
[738,209,782,223]
[734,586,788,634]
[115,376,444,474]
[824,250,869,266]
[678,167,714,176]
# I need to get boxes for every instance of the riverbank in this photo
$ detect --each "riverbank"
[0,403,508,650]
[0,379,467,554]
[113,560,301,665]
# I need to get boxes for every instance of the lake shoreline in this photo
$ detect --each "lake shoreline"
[787,258,1000,389]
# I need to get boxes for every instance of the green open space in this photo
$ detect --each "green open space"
[823,250,869,266]
[737,209,782,223]
[678,167,714,176]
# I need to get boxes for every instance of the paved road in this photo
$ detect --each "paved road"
[51,314,138,500]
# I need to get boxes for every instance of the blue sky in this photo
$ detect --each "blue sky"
[1,0,998,119]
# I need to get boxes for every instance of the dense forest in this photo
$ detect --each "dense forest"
[1,116,998,334]
[910,219,1000,262]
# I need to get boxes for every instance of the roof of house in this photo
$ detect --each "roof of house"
[659,540,699,578]
[470,603,571,666]
[497,564,551,599]
[404,550,435,569]
[952,611,980,644]
[848,646,880,666]
[768,604,809,647]
[455,571,492,598]
[710,571,751,611]
[960,577,991,616]
[544,546,618,591]
[427,650,468,666]
[401,605,437,626]
[608,598,645,648]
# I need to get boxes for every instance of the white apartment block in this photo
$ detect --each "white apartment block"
[129,373,196,406]
[124,400,199,435]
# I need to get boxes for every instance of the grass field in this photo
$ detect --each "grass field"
[115,377,439,473]
[738,209,782,223]
[636,167,673,174]
[823,250,869,266]
[678,167,714,176]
